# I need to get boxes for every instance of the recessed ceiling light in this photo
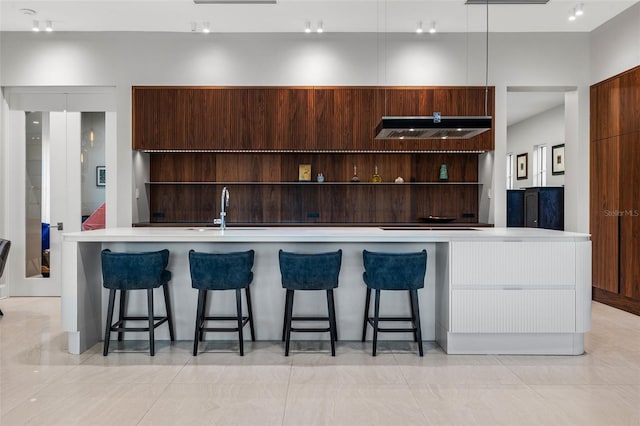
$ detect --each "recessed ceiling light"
[20,8,37,16]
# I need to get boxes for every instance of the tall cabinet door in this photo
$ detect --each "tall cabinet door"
[590,136,620,293]
[619,132,640,299]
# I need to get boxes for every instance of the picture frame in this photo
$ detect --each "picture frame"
[516,153,528,180]
[96,166,106,187]
[298,164,311,182]
[552,144,565,175]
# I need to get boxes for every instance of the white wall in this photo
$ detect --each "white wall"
[80,112,105,217]
[591,2,640,84]
[0,31,592,231]
[507,104,565,189]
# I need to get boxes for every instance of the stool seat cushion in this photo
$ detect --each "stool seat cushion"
[189,250,254,290]
[101,249,171,290]
[279,250,342,290]
[362,250,427,290]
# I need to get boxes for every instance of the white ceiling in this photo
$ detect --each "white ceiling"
[507,92,565,127]
[1,0,638,33]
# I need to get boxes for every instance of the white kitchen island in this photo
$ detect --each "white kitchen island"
[62,227,591,355]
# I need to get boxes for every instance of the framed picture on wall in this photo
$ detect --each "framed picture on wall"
[552,144,565,175]
[96,166,106,186]
[516,153,528,180]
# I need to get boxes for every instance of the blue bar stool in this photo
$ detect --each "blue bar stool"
[101,249,175,356]
[189,250,255,356]
[361,250,427,357]
[279,249,342,356]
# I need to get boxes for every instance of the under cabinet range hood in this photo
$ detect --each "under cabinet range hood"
[374,115,492,140]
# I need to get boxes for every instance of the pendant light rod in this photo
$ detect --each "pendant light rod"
[485,0,489,117]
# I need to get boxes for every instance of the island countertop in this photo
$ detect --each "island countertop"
[63,226,590,243]
[61,226,591,356]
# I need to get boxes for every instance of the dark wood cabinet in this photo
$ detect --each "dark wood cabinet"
[133,86,494,152]
[591,65,640,316]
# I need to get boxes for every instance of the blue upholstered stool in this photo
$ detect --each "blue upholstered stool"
[101,249,175,356]
[189,250,255,356]
[279,249,342,356]
[361,250,427,357]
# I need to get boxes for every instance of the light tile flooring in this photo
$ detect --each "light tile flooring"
[1,298,640,425]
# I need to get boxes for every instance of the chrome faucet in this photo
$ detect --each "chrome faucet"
[219,186,229,230]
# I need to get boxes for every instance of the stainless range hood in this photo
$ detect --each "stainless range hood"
[374,115,492,140]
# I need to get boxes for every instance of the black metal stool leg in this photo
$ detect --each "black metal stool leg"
[284,289,294,356]
[411,289,424,357]
[245,286,256,341]
[236,289,244,356]
[103,289,116,356]
[409,290,418,342]
[362,287,371,342]
[147,288,155,356]
[200,290,208,342]
[281,297,287,342]
[117,290,127,341]
[163,283,175,341]
[327,289,336,356]
[372,289,381,357]
[193,289,206,356]
[0,309,3,316]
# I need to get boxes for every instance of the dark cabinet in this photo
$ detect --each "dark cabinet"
[507,187,564,230]
[506,190,525,227]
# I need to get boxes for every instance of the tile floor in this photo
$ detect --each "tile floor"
[1,298,639,425]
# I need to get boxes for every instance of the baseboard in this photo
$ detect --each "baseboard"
[593,287,640,316]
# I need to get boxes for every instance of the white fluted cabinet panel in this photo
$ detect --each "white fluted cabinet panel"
[451,289,576,333]
[450,242,575,287]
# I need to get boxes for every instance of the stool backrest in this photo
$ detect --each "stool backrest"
[362,250,427,290]
[279,249,342,290]
[188,250,255,290]
[0,239,11,279]
[101,249,170,290]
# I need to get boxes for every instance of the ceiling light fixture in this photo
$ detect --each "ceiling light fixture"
[568,9,576,21]
[202,22,210,33]
[416,21,423,34]
[575,3,584,16]
[316,20,323,33]
[45,20,53,32]
[304,21,311,33]
[32,20,40,32]
[429,21,437,34]
[190,21,197,32]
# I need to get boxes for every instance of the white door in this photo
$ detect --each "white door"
[6,110,81,296]
[3,87,114,298]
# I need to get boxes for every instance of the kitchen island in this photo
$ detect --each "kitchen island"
[62,227,591,355]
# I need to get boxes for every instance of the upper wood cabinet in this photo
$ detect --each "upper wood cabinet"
[133,86,495,152]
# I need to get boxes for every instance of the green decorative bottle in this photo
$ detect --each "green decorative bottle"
[439,164,448,181]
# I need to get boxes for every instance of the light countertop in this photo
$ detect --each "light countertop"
[63,226,590,243]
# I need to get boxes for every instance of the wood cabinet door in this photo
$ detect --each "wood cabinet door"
[133,88,190,150]
[619,132,640,299]
[590,79,621,142]
[590,136,620,293]
[314,87,382,151]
